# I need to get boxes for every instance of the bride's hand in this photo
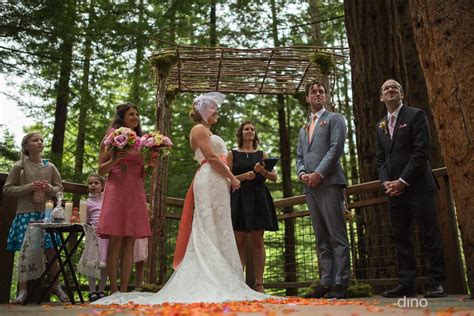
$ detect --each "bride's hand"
[231,177,240,191]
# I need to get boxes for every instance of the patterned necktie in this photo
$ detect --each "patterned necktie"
[389,114,396,138]
[308,114,317,143]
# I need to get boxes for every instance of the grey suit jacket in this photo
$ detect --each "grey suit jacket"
[296,110,347,193]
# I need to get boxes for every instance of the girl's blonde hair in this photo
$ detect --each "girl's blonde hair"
[20,132,42,169]
[87,173,105,188]
[21,132,42,156]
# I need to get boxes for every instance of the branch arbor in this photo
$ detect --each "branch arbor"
[146,43,341,284]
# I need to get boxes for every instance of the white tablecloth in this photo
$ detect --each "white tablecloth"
[18,223,100,282]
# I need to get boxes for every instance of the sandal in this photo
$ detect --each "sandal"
[51,285,69,303]
[88,292,99,302]
[254,282,266,293]
[13,290,28,304]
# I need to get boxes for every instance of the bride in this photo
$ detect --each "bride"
[94,92,271,304]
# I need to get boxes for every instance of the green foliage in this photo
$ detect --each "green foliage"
[150,52,179,77]
[347,280,373,298]
[136,283,163,293]
[165,85,180,104]
[309,51,336,75]
[292,91,308,108]
[0,0,363,294]
[0,130,20,172]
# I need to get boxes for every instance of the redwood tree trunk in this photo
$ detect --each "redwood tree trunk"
[130,0,144,106]
[270,0,296,296]
[75,0,94,182]
[51,0,76,170]
[409,0,474,295]
[210,0,217,46]
[343,0,443,285]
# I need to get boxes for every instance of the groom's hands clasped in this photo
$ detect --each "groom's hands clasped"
[300,172,322,188]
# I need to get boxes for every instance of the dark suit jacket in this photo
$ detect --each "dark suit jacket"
[375,105,437,194]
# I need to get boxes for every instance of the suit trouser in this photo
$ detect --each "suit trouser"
[305,185,350,287]
[388,190,446,287]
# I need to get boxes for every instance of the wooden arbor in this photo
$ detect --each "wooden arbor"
[146,42,342,284]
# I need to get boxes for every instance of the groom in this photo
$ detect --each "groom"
[296,80,350,299]
[376,79,446,298]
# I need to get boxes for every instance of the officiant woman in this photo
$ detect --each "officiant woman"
[227,120,279,293]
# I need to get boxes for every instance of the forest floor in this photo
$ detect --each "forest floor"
[0,295,473,315]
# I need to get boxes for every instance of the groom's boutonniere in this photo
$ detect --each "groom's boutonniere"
[319,120,328,127]
[379,119,388,135]
[399,123,407,128]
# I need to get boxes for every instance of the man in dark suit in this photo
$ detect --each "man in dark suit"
[296,80,350,299]
[376,79,446,298]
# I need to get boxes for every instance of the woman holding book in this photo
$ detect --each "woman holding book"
[227,121,279,293]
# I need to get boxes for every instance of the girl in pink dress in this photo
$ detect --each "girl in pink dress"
[134,237,148,289]
[97,103,152,293]
[85,174,108,301]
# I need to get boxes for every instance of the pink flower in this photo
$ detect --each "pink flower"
[163,136,173,147]
[103,135,113,146]
[144,138,155,147]
[132,138,142,149]
[114,135,128,148]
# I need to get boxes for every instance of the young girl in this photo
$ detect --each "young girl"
[85,173,108,302]
[97,103,152,293]
[134,238,148,290]
[3,132,68,303]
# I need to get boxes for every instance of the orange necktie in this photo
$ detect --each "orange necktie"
[308,114,317,143]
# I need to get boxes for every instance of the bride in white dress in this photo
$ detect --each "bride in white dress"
[94,92,271,305]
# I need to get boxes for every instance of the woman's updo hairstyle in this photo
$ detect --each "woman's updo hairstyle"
[189,102,203,123]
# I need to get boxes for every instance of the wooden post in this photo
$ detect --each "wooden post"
[0,174,17,303]
[147,69,171,285]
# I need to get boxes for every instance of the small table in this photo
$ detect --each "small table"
[19,223,93,305]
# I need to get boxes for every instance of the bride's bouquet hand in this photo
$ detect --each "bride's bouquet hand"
[231,177,240,192]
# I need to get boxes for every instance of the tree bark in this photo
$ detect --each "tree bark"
[409,0,474,295]
[344,0,442,182]
[210,0,217,46]
[343,0,441,284]
[307,0,322,45]
[51,0,76,170]
[340,50,358,184]
[75,0,94,182]
[166,0,177,42]
[270,0,296,296]
[130,0,145,106]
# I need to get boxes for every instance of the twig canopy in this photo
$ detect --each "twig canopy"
[149,40,343,96]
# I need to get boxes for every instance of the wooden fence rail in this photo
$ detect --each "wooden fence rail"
[0,167,466,303]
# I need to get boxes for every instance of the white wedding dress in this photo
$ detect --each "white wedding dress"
[94,135,271,304]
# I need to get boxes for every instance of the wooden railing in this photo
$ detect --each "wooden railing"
[0,167,467,302]
[162,168,467,294]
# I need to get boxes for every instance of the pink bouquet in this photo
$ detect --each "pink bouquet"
[140,131,173,173]
[103,127,141,152]
[103,127,141,172]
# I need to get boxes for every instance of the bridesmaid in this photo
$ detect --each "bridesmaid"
[97,103,151,293]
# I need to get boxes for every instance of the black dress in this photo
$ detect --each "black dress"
[230,150,279,232]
